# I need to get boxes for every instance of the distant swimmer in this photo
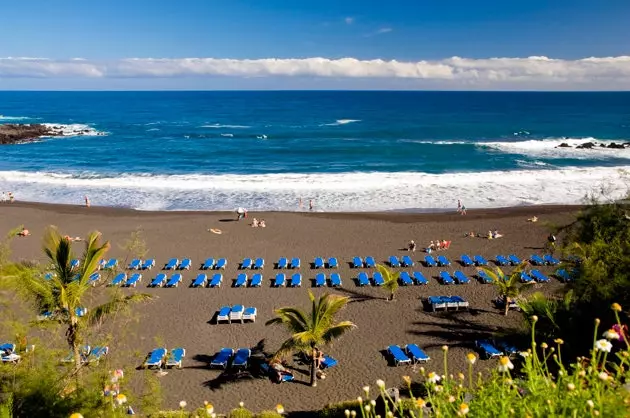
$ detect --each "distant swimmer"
[84,195,91,208]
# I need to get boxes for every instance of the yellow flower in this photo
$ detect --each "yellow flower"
[604,329,620,340]
[402,375,411,385]
[457,403,470,416]
[457,372,465,381]
[427,372,441,383]
[276,404,285,414]
[466,352,477,365]
[554,338,564,345]
[612,303,622,312]
[497,357,514,372]
[115,394,127,405]
[541,342,548,349]
[416,398,426,408]
[205,401,214,415]
[69,414,84,418]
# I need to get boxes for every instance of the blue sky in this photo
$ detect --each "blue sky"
[1,0,629,90]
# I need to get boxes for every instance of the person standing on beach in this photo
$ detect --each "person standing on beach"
[236,207,247,221]
[457,199,462,213]
[461,204,467,215]
[8,192,14,203]
[298,197,303,209]
[84,195,90,208]
[309,200,314,211]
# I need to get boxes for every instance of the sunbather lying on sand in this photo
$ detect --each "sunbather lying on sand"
[17,227,30,237]
[528,216,538,222]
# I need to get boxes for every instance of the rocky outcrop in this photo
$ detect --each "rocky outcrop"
[576,142,596,149]
[0,124,63,144]
[557,143,571,148]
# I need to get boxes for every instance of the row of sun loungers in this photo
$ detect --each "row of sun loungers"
[427,295,469,311]
[143,347,185,369]
[210,348,251,369]
[388,344,430,366]
[217,305,257,323]
[61,345,109,364]
[352,256,376,268]
[314,272,342,287]
[201,258,228,270]
[475,339,520,359]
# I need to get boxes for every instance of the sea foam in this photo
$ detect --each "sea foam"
[1,166,628,212]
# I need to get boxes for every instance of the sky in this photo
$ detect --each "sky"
[1,0,629,90]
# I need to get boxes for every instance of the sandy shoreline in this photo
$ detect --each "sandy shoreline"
[0,201,578,413]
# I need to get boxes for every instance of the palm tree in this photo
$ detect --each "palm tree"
[19,226,151,372]
[265,291,355,387]
[481,263,533,316]
[377,264,400,301]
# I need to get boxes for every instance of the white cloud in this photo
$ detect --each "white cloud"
[1,56,630,89]
[344,17,354,25]
[376,27,393,34]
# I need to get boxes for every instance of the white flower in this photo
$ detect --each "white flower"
[448,396,456,403]
[497,357,514,372]
[376,379,385,389]
[239,401,244,408]
[370,400,376,407]
[427,372,441,383]
[179,400,187,409]
[567,383,575,391]
[595,339,612,353]
[276,404,285,414]
[344,410,350,418]
[457,403,470,416]
[519,351,530,358]
[598,372,610,381]
[363,386,370,396]
[364,405,371,413]
[357,396,363,403]
[587,400,595,408]
[350,411,357,418]
[433,385,443,392]
[604,329,620,340]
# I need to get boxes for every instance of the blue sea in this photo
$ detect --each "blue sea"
[1,91,629,211]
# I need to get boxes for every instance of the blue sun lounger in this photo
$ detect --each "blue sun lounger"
[508,254,521,265]
[250,273,263,287]
[321,356,338,369]
[330,273,342,287]
[254,258,264,269]
[166,347,185,368]
[461,254,474,267]
[232,348,250,369]
[111,273,126,286]
[144,348,167,368]
[413,271,428,285]
[399,271,413,286]
[209,273,223,287]
[290,257,301,269]
[210,348,233,369]
[103,259,118,269]
[125,273,142,287]
[496,255,509,266]
[89,346,109,363]
[453,271,470,284]
[277,257,288,269]
[495,340,519,357]
[235,273,247,288]
[530,270,550,283]
[75,307,88,317]
[202,258,215,270]
[178,258,192,270]
[477,270,493,284]
[450,295,469,309]
[274,273,286,287]
[389,256,401,267]
[166,274,182,287]
[150,273,167,287]
[425,255,437,267]
[401,255,414,267]
[556,269,573,283]
[530,254,545,266]
[217,306,231,323]
[243,307,257,322]
[352,256,363,268]
[544,254,560,265]
[315,273,326,287]
[230,305,244,322]
[405,344,430,363]
[141,259,155,270]
[388,345,411,366]
[328,257,338,268]
[439,271,455,285]
[476,340,503,359]
[128,259,141,270]
[192,273,207,287]
[241,258,252,269]
[520,272,534,283]
[215,258,227,269]
[290,273,302,287]
[70,259,80,269]
[314,257,325,269]
[364,256,376,268]
[437,255,451,267]
[164,258,178,270]
[89,273,101,285]
[373,272,385,286]
[473,255,488,266]
[357,272,370,286]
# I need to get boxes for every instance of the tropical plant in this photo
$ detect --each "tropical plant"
[481,263,532,316]
[376,264,400,301]
[265,291,355,387]
[14,226,151,373]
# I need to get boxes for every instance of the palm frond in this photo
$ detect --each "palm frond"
[86,292,151,328]
[321,321,356,344]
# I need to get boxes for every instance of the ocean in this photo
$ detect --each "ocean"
[1,91,629,212]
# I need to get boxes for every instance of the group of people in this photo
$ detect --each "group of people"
[1,192,14,203]
[464,230,503,239]
[251,218,267,228]
[428,239,451,251]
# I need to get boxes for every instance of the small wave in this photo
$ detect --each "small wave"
[323,119,361,126]
[398,139,469,145]
[146,128,160,132]
[0,115,31,121]
[220,133,234,137]
[41,123,107,137]
[515,159,550,168]
[480,138,630,160]
[201,124,251,129]
[256,135,268,140]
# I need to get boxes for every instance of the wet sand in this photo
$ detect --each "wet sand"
[0,202,578,413]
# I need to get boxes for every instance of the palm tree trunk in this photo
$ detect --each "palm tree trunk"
[390,291,394,301]
[310,347,317,387]
[67,318,82,373]
[504,297,510,316]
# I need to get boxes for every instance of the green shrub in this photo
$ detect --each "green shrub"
[230,407,254,418]
[256,411,283,418]
[318,400,361,418]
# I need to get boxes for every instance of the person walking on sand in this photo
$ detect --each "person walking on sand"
[236,207,247,221]
[8,192,14,203]
[461,204,467,215]
[84,195,90,208]
[309,199,314,211]
[457,199,462,213]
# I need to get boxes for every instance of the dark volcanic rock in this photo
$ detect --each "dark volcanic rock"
[576,142,596,149]
[557,142,571,148]
[607,142,625,149]
[0,124,63,144]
